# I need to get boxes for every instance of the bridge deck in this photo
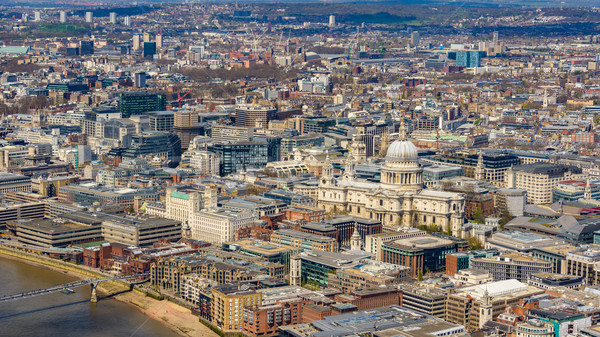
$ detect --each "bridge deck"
[0,273,149,302]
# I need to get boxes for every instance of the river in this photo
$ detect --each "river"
[0,256,181,337]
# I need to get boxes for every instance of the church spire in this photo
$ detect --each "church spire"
[323,151,333,179]
[343,154,356,181]
[399,114,407,141]
[350,224,362,251]
[585,177,592,200]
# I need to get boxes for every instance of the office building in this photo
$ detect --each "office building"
[446,280,545,331]
[271,229,337,252]
[119,92,167,118]
[289,250,371,287]
[60,211,181,247]
[183,150,220,176]
[8,218,103,248]
[445,249,500,276]
[134,72,146,88]
[143,42,156,59]
[148,111,174,132]
[210,124,252,143]
[506,164,578,204]
[234,105,277,128]
[79,40,94,55]
[381,235,464,278]
[280,134,324,159]
[455,51,481,68]
[410,31,420,46]
[121,132,181,167]
[495,188,527,216]
[528,273,585,290]
[174,110,201,150]
[0,172,31,194]
[399,283,448,318]
[190,208,254,244]
[470,252,553,282]
[279,305,467,337]
[486,231,566,252]
[58,183,160,207]
[223,239,300,271]
[109,12,116,24]
[124,16,131,26]
[156,34,163,48]
[531,244,577,274]
[133,34,141,50]
[566,247,600,286]
[208,142,268,176]
[85,11,93,23]
[364,229,426,260]
[327,259,410,293]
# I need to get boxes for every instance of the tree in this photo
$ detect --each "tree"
[128,205,134,214]
[418,270,423,281]
[499,209,514,230]
[471,205,485,224]
[246,185,268,196]
[467,236,484,250]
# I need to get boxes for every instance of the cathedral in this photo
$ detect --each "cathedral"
[317,121,466,234]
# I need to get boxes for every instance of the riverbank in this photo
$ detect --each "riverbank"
[0,247,218,337]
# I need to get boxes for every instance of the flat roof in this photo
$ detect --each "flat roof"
[12,218,98,234]
[389,235,455,249]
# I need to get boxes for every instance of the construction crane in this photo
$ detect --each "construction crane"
[177,89,192,108]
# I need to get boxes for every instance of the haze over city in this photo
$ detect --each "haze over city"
[2,2,600,337]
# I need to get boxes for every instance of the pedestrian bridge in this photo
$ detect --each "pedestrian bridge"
[0,273,149,303]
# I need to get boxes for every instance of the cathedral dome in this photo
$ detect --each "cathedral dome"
[386,139,418,161]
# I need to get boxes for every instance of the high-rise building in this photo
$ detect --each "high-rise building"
[208,142,268,176]
[85,11,93,23]
[124,16,131,26]
[410,31,420,46]
[328,15,336,27]
[122,132,182,168]
[143,32,151,43]
[34,11,41,21]
[493,31,499,45]
[59,11,67,23]
[234,104,277,128]
[134,72,146,88]
[132,34,141,50]
[455,51,481,68]
[79,40,94,55]
[174,110,200,150]
[148,111,174,132]
[109,12,117,24]
[210,125,252,143]
[143,41,156,59]
[119,92,167,118]
[156,34,163,48]
[22,14,28,22]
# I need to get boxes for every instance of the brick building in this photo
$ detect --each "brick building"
[333,287,401,310]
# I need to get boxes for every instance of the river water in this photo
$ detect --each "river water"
[0,257,180,337]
